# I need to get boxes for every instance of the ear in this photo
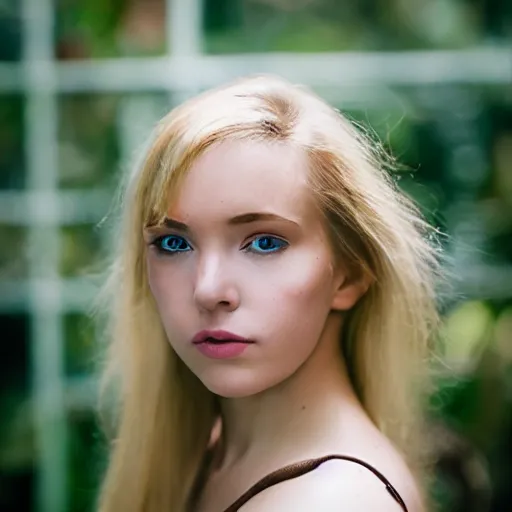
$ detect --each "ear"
[331,268,373,311]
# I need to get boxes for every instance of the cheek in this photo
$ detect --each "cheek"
[277,254,333,308]
[261,254,335,347]
[146,258,187,326]
[146,258,166,304]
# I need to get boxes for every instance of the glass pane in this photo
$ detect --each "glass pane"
[0,225,27,278]
[0,1,22,61]
[60,224,103,278]
[203,0,510,54]
[58,94,120,189]
[485,87,512,266]
[55,0,166,60]
[0,313,33,511]
[58,92,170,189]
[0,95,24,190]
[66,411,105,512]
[64,314,97,377]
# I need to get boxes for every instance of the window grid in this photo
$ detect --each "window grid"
[1,1,511,511]
[21,0,65,511]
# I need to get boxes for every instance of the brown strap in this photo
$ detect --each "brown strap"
[223,455,409,512]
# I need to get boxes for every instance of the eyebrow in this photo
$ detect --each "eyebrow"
[160,212,299,231]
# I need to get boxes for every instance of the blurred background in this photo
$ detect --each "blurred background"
[0,0,511,511]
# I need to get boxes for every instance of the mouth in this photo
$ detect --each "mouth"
[202,337,242,344]
[192,329,253,345]
[192,330,253,359]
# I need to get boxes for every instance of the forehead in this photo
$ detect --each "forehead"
[168,140,314,222]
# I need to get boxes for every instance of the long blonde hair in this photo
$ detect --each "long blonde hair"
[96,75,442,511]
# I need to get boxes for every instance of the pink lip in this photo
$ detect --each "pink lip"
[192,330,253,360]
[194,342,250,359]
[192,329,250,344]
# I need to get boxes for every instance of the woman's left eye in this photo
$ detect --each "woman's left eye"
[244,236,288,254]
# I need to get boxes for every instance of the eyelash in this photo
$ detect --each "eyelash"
[149,234,289,256]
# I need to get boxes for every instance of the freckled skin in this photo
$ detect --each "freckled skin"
[145,140,356,398]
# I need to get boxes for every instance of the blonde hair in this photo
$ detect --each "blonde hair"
[96,75,442,511]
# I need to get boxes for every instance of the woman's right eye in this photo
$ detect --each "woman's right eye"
[151,235,192,254]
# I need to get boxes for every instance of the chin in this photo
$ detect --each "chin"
[197,367,276,399]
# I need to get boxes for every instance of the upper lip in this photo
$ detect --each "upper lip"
[192,330,252,344]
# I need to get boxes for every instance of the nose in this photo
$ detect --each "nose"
[193,254,240,313]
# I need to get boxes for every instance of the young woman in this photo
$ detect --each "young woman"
[96,75,442,511]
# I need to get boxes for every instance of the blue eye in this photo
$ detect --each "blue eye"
[246,236,288,254]
[153,235,191,254]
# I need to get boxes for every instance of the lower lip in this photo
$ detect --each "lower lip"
[193,341,251,359]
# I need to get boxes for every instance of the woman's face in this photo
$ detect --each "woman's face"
[144,140,357,398]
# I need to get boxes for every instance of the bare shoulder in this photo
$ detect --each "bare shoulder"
[240,454,423,512]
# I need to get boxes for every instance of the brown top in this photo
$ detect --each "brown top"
[191,454,409,511]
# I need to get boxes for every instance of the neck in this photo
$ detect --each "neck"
[216,311,366,470]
